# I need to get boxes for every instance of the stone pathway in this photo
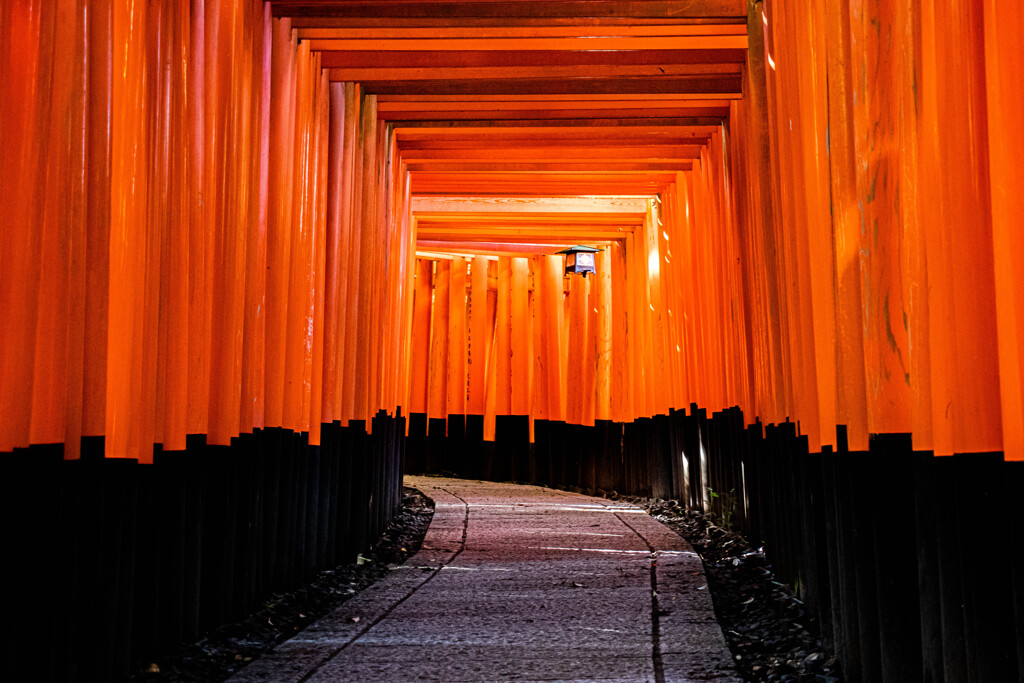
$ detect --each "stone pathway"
[231,477,739,682]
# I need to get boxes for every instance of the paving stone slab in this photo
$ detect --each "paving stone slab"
[231,477,739,683]
[310,646,657,682]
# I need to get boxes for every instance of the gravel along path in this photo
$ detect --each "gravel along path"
[133,486,434,682]
[640,499,842,683]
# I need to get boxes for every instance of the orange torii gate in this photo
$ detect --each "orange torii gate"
[1,1,1024,681]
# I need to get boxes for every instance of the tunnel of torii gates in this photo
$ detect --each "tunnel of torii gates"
[2,0,1024,681]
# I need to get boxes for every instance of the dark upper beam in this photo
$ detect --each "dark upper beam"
[273,1,747,21]
[354,76,742,96]
[411,195,651,213]
[398,145,705,160]
[308,35,746,52]
[317,49,745,69]
[379,106,730,121]
[296,25,746,39]
[408,171,677,196]
[390,117,725,130]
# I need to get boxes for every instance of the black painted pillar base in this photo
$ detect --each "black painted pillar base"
[405,412,427,474]
[426,417,447,474]
[0,416,408,683]
[389,407,1024,683]
[465,414,485,480]
[446,414,466,477]
[868,433,922,683]
[495,415,529,483]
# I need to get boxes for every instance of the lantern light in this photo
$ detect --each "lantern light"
[557,245,601,277]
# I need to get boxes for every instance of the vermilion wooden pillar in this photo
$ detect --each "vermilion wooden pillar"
[984,1,1024,462]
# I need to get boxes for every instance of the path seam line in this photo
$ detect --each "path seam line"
[297,486,470,682]
[614,511,667,683]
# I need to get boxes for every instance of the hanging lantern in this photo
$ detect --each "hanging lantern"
[557,245,601,277]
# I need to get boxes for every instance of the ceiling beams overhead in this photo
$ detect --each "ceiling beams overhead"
[272,0,748,251]
[414,196,645,257]
[273,1,747,23]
